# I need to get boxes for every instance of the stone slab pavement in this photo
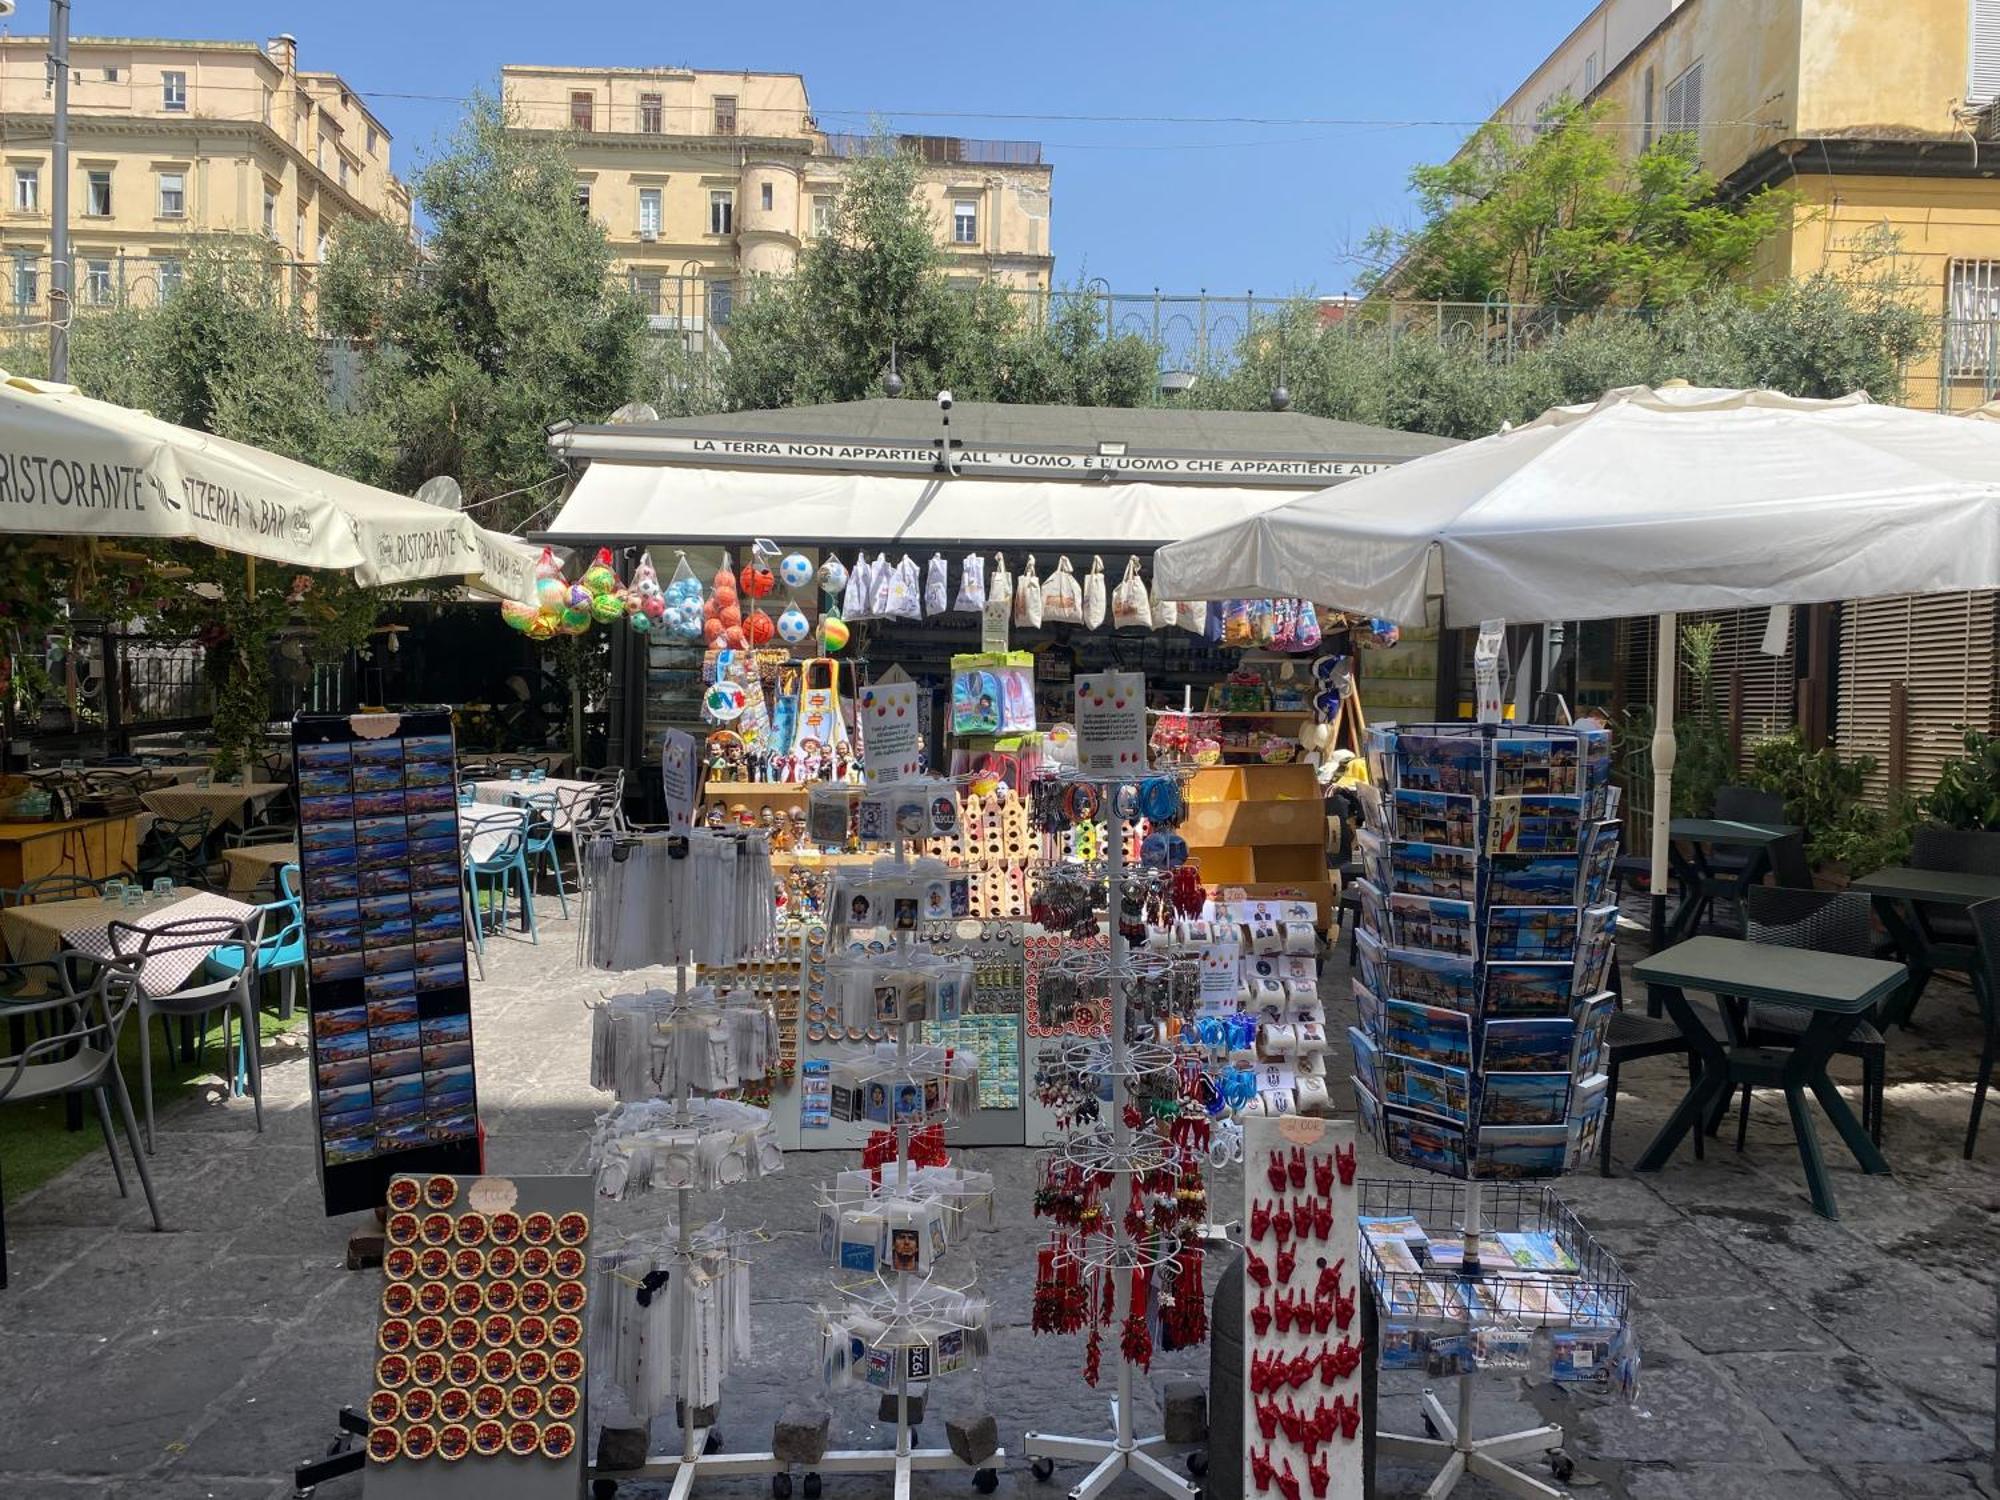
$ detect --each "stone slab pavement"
[0,903,1992,1500]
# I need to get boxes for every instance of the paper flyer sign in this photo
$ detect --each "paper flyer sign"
[1199,944,1242,1007]
[859,677,922,783]
[1075,670,1148,773]
[1475,619,1509,726]
[661,728,698,832]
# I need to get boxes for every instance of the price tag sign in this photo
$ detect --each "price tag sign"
[859,678,922,783]
[1475,618,1509,726]
[661,728,698,831]
[1074,670,1148,774]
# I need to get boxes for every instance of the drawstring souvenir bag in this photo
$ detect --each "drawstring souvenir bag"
[955,554,987,613]
[1180,597,1208,638]
[1111,557,1153,630]
[1082,556,1107,629]
[885,554,923,621]
[868,553,896,618]
[842,553,872,622]
[924,554,950,617]
[984,556,1013,644]
[1014,555,1043,629]
[1151,578,1180,632]
[1042,555,1084,626]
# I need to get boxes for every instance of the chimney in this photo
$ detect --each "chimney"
[266,34,297,74]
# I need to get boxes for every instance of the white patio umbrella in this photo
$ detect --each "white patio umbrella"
[1152,384,2000,925]
[0,372,538,604]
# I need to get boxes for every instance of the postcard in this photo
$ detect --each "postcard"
[410,858,459,890]
[402,810,455,842]
[316,1055,373,1091]
[351,739,404,767]
[1565,1073,1609,1168]
[413,908,460,939]
[414,962,466,991]
[1385,1052,1472,1124]
[305,869,359,903]
[1488,795,1584,856]
[403,759,453,789]
[421,1013,472,1046]
[301,822,357,853]
[427,1107,478,1143]
[1364,726,1398,790]
[1356,826,1391,889]
[404,783,455,812]
[1476,1124,1571,1180]
[1355,926,1385,996]
[317,1080,373,1121]
[1392,788,1480,848]
[362,944,415,975]
[1483,1018,1577,1073]
[312,1005,368,1039]
[1352,878,1388,940]
[1395,733,1486,797]
[307,925,361,960]
[1581,821,1621,907]
[1570,994,1614,1076]
[323,1125,377,1165]
[1486,905,1580,963]
[358,841,410,871]
[297,762,353,796]
[422,1037,474,1072]
[1574,904,1619,995]
[1352,1079,1384,1148]
[407,833,458,860]
[1383,999,1473,1071]
[1383,948,1479,1013]
[361,893,412,921]
[369,1019,420,1052]
[1496,1231,1580,1274]
[414,938,460,969]
[1484,962,1575,1017]
[409,887,459,916]
[375,1119,434,1154]
[364,969,416,1000]
[1348,1026,1380,1095]
[355,815,408,845]
[299,793,355,822]
[424,1064,476,1101]
[1352,978,1384,1035]
[1385,1106,1470,1178]
[1389,841,1479,901]
[369,1044,423,1081]
[310,951,366,983]
[352,790,406,818]
[316,1029,372,1066]
[1479,1070,1572,1126]
[350,762,405,793]
[297,740,353,768]
[372,1095,428,1128]
[367,996,420,1029]
[1389,893,1478,958]
[402,733,454,761]
[1488,854,1580,907]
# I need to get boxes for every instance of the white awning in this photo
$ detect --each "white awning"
[539,460,1312,550]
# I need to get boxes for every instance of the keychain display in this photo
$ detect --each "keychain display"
[589,1096,784,1200]
[591,1226,752,1421]
[578,830,775,971]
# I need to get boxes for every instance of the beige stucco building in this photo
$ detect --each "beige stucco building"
[0,32,408,314]
[499,65,1053,331]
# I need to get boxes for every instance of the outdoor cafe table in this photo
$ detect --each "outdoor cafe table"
[1660,818,1804,946]
[471,777,595,832]
[1848,865,2000,1024]
[140,782,288,835]
[1633,935,1906,1219]
[221,842,298,898]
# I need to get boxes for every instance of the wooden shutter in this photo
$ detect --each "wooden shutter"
[1972,0,2000,103]
[1837,591,2000,796]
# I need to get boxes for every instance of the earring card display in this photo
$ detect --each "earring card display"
[1350,723,1617,1181]
[294,711,481,1216]
[1240,1116,1362,1500]
[367,1173,590,1495]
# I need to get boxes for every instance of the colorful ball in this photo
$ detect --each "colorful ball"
[568,583,592,610]
[536,577,567,611]
[777,605,810,644]
[589,591,625,623]
[500,601,538,633]
[820,615,850,652]
[779,553,813,589]
[643,595,666,621]
[739,563,776,599]
[525,614,557,642]
[747,609,775,646]
[628,611,654,634]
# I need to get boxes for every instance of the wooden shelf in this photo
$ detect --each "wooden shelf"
[703,782,812,799]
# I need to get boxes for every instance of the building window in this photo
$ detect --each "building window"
[317,230,330,262]
[296,207,307,253]
[574,181,592,217]
[263,184,277,237]
[812,194,834,237]
[1641,66,1656,149]
[316,138,326,172]
[713,96,736,134]
[953,199,978,244]
[1663,59,1703,145]
[366,124,379,156]
[338,156,349,189]
[708,278,734,325]
[157,171,184,218]
[1583,52,1599,92]
[162,70,186,111]
[1947,259,2000,376]
[12,254,36,306]
[570,91,594,132]
[84,258,112,305]
[262,87,273,126]
[103,66,120,82]
[13,166,38,212]
[157,257,182,302]
[633,273,662,314]
[760,181,773,212]
[640,93,662,133]
[638,187,662,237]
[1973,0,2000,103]
[709,189,733,235]
[84,169,111,217]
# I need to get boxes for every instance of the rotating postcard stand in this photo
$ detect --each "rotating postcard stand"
[575,827,788,1500]
[1023,770,1202,1500]
[807,778,1003,1500]
[1347,657,1633,1500]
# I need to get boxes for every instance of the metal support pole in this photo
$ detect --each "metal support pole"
[1648,612,1679,950]
[48,0,71,382]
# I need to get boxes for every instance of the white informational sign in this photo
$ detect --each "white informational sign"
[661,728,698,832]
[1242,1115,1362,1500]
[859,677,923,783]
[1475,618,1509,725]
[1074,670,1148,774]
[1198,943,1242,1008]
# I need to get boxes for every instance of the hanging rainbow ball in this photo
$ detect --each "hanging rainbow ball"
[589,591,626,624]
[779,553,814,590]
[820,615,850,652]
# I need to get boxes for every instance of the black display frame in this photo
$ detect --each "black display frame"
[293,709,482,1215]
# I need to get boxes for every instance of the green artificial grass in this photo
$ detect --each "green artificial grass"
[1,1001,300,1199]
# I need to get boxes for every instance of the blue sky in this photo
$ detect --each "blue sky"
[51,0,1587,295]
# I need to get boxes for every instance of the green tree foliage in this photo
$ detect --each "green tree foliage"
[715,139,1154,411]
[323,94,649,527]
[1364,99,1791,308]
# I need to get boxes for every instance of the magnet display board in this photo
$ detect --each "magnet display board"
[294,711,482,1215]
[1241,1115,1362,1500]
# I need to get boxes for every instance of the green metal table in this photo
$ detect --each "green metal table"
[1849,865,2000,1025]
[1659,819,1802,949]
[1632,936,1905,1218]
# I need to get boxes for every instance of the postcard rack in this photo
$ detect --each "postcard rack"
[1358,1177,1635,1500]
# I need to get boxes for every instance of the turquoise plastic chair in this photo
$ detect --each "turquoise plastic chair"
[203,865,305,1094]
[462,815,535,950]
[517,791,569,919]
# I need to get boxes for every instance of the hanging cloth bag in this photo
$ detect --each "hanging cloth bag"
[886,555,923,621]
[868,552,896,618]
[1180,598,1209,638]
[985,555,1013,641]
[1082,556,1107,629]
[924,554,950,617]
[1042,555,1084,626]
[1111,557,1153,630]
[1014,554,1044,629]
[842,553,872,622]
[1151,578,1180,632]
[955,553,987,613]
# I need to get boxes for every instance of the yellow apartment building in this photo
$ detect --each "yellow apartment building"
[0,32,409,314]
[1491,0,2000,411]
[500,65,1053,333]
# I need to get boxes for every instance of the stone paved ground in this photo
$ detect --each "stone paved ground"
[0,904,1994,1500]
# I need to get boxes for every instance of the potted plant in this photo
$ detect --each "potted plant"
[1922,729,2000,832]
[1746,731,1917,888]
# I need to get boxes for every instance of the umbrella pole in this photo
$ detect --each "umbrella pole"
[1649,611,1677,950]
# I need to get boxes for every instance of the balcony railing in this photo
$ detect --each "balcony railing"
[822,132,1043,167]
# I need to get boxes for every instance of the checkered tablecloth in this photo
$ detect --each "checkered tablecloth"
[140,783,287,833]
[221,843,298,896]
[462,805,527,864]
[473,778,596,832]
[0,888,257,994]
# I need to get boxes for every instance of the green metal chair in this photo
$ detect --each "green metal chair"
[1966,898,1998,1159]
